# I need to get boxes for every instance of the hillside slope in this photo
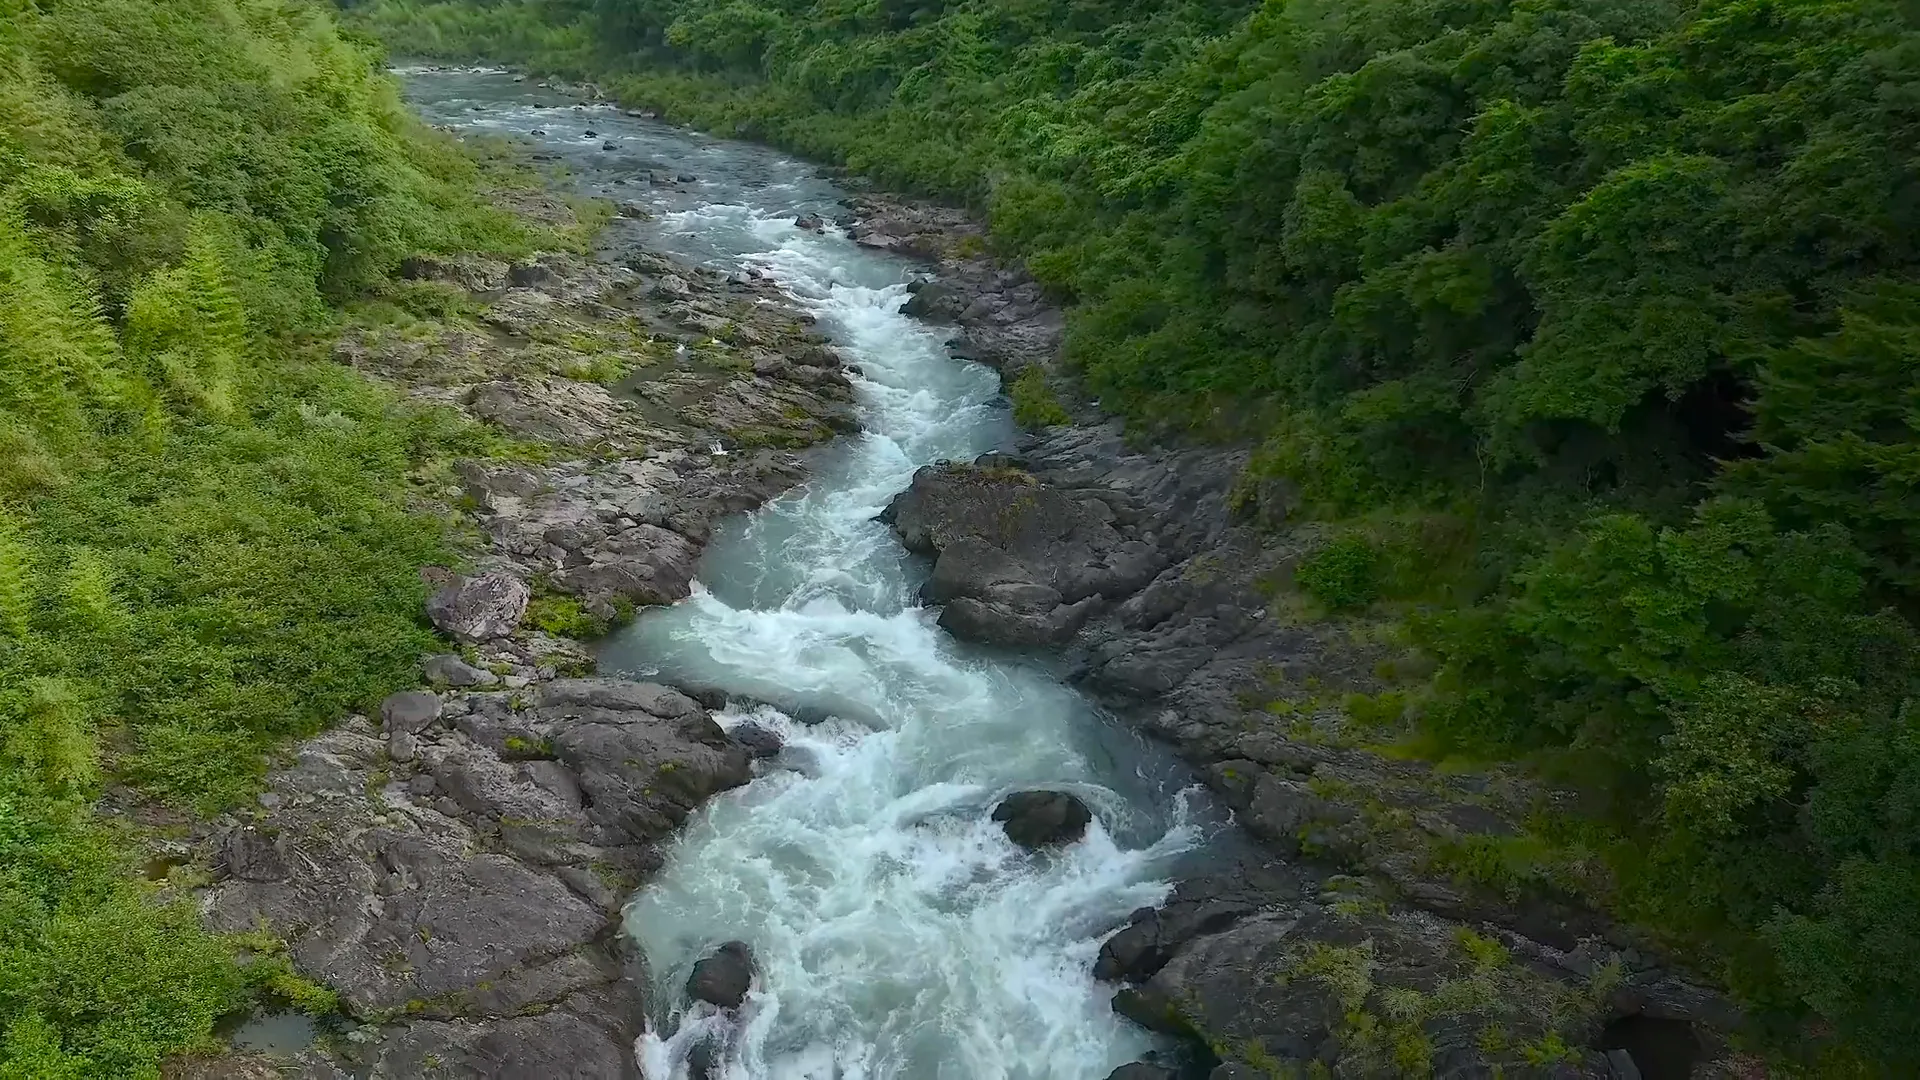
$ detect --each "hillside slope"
[0,1,547,1074]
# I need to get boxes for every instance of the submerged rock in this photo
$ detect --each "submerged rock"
[730,721,784,759]
[687,941,755,1009]
[992,790,1092,848]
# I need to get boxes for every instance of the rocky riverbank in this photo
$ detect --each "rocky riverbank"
[170,184,857,1078]
[862,197,1753,1077]
[168,120,1745,1079]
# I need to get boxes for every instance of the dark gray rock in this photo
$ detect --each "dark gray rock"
[205,729,607,1020]
[201,673,758,1075]
[882,463,1162,649]
[1106,1065,1178,1080]
[1110,900,1624,1077]
[508,262,553,287]
[939,594,1094,647]
[380,691,442,735]
[215,827,288,883]
[387,729,418,763]
[541,681,752,845]
[426,572,530,643]
[548,524,702,608]
[731,721,783,759]
[901,280,967,322]
[687,1036,722,1080]
[687,941,754,1009]
[467,1008,631,1078]
[426,653,500,688]
[540,678,703,719]
[363,997,635,1080]
[992,790,1092,848]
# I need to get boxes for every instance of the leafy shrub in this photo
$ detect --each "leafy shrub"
[0,1,550,1073]
[526,594,607,639]
[1296,536,1380,611]
[1007,366,1070,428]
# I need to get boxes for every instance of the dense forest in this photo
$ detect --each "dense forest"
[0,1,545,1074]
[348,0,1920,1070]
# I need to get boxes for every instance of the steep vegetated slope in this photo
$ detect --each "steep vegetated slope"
[0,1,550,1074]
[346,0,1920,1068]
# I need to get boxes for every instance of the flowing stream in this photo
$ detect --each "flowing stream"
[401,67,1224,1080]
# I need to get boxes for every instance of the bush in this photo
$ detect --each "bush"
[1007,366,1070,428]
[1296,536,1380,611]
[0,1,548,1072]
[525,594,607,639]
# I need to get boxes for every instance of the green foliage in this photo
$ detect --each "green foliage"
[525,594,608,639]
[352,0,1920,1064]
[1007,366,1070,428]
[1296,536,1381,612]
[0,794,249,1078]
[0,1,543,1073]
[235,933,341,1017]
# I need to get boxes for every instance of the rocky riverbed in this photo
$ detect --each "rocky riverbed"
[169,179,867,1077]
[173,76,1748,1080]
[862,197,1754,1078]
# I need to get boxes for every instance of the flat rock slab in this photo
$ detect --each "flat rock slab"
[204,677,758,1075]
[426,572,531,643]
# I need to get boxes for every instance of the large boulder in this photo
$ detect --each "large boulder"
[730,721,784,759]
[202,675,765,1076]
[900,280,968,322]
[548,523,703,609]
[1110,900,1627,1077]
[203,723,610,1021]
[539,680,753,844]
[881,463,1161,647]
[361,997,637,1080]
[381,690,443,735]
[687,941,755,1009]
[213,826,288,883]
[992,790,1092,848]
[426,572,530,643]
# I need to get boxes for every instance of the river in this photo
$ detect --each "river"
[399,66,1223,1080]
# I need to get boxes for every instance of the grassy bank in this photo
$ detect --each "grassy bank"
[0,1,571,1073]
[341,0,1920,1069]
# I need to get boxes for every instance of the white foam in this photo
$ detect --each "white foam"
[509,107,1199,1080]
